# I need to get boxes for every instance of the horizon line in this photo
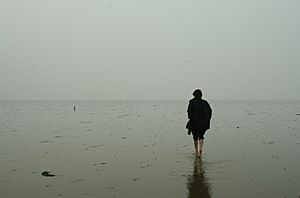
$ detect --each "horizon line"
[1,98,299,101]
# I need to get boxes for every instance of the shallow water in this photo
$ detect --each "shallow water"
[0,100,299,198]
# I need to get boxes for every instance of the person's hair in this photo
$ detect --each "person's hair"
[193,89,202,98]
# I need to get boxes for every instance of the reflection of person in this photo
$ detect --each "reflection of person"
[187,89,212,158]
[186,159,211,198]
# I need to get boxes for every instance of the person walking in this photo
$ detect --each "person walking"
[187,89,212,159]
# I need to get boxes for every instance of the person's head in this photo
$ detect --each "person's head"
[193,89,202,99]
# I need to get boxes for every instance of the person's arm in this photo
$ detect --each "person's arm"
[207,102,212,119]
[187,101,193,120]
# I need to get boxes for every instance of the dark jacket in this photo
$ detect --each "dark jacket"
[187,98,212,131]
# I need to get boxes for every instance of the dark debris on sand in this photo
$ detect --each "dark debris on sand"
[41,171,55,177]
[263,141,276,144]
[92,162,108,166]
[132,177,140,181]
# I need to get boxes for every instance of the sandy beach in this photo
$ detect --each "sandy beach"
[0,100,299,198]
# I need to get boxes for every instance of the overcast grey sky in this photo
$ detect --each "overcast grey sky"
[1,0,299,100]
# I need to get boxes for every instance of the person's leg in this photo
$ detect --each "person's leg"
[198,130,206,159]
[194,139,199,157]
[199,139,204,159]
[192,132,199,157]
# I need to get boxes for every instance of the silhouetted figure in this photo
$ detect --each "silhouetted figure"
[187,89,212,158]
[74,106,76,112]
[186,159,211,198]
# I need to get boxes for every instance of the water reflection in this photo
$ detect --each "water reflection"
[187,159,212,198]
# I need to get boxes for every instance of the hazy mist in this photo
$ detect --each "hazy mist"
[1,0,299,100]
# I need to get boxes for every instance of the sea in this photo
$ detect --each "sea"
[0,100,299,198]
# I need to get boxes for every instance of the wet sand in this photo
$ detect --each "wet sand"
[0,100,300,198]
